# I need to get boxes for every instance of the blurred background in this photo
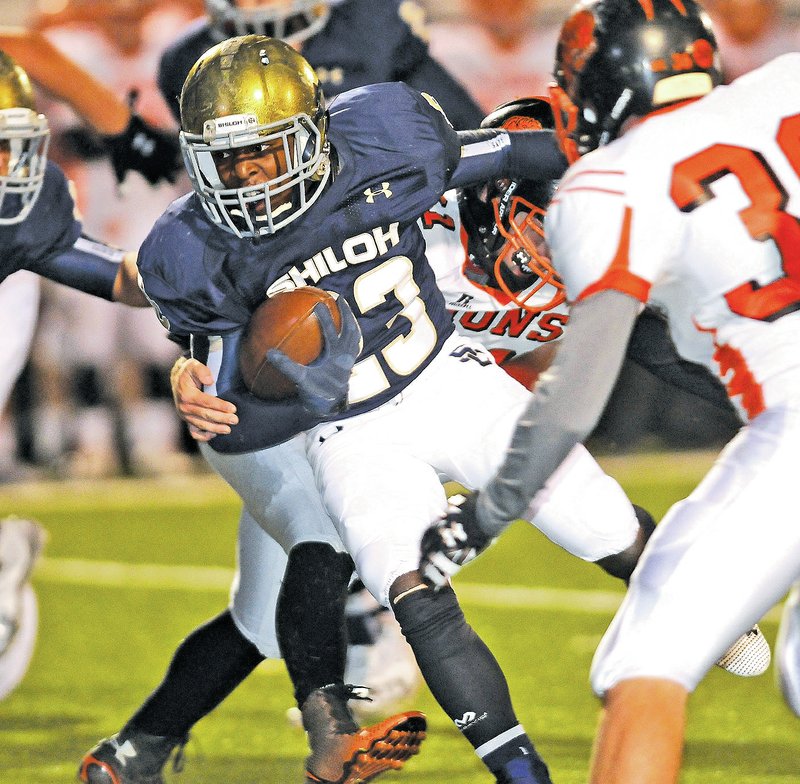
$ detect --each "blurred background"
[1,0,799,482]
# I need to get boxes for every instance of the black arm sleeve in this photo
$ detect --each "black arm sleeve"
[449,129,569,189]
[35,234,124,301]
[627,308,735,414]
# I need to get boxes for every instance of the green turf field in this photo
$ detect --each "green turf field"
[0,451,797,783]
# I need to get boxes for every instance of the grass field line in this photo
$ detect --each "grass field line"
[34,556,784,621]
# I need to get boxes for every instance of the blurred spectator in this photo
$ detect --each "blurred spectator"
[706,0,800,82]
[21,0,202,477]
[427,0,560,111]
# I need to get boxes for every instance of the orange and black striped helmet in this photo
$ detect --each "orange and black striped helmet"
[550,0,721,162]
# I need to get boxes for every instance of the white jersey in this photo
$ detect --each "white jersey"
[421,190,570,363]
[547,53,800,422]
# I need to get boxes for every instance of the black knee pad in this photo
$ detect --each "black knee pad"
[594,504,656,583]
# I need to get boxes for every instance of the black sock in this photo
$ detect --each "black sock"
[391,584,519,748]
[125,609,264,738]
[276,542,354,707]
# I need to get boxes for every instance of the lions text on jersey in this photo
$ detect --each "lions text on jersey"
[421,189,570,364]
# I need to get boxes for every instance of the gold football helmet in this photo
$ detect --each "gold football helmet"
[180,35,330,237]
[0,51,49,225]
[205,0,331,44]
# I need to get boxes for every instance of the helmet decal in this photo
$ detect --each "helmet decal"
[557,9,597,94]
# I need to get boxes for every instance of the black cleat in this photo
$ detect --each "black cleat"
[78,730,186,784]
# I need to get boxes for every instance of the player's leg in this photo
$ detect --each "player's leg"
[78,506,274,784]
[589,678,688,784]
[589,409,800,784]
[428,337,654,580]
[0,272,47,701]
[202,438,426,784]
[306,409,552,783]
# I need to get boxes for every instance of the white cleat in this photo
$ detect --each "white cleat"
[0,517,47,700]
[775,580,800,716]
[715,624,771,677]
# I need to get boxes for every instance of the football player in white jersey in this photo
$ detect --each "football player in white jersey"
[419,1,800,782]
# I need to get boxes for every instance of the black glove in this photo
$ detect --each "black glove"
[267,297,362,417]
[102,110,182,186]
[419,493,492,590]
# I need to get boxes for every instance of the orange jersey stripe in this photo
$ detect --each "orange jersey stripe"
[577,206,651,302]
[694,322,765,419]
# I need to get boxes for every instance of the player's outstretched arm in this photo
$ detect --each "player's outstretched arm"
[171,356,239,442]
[111,251,149,307]
[0,26,130,136]
[0,26,182,186]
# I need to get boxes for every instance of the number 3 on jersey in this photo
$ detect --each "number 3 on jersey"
[671,112,800,322]
[348,255,438,403]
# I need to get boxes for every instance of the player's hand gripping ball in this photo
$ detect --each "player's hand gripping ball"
[239,287,343,400]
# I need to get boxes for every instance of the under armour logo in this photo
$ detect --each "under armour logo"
[114,740,138,767]
[364,182,392,203]
[449,345,492,366]
[259,49,270,65]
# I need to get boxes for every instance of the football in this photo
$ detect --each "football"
[239,287,342,400]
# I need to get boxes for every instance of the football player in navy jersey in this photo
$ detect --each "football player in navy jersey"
[157,0,484,131]
[0,50,148,703]
[78,33,640,784]
[154,0,483,730]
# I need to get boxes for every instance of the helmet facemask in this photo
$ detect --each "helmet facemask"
[205,0,330,44]
[463,179,565,314]
[491,188,564,313]
[181,110,330,237]
[461,96,566,313]
[179,35,331,238]
[0,107,49,225]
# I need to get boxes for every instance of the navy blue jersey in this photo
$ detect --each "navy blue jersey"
[0,162,81,283]
[139,82,460,426]
[158,0,482,130]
